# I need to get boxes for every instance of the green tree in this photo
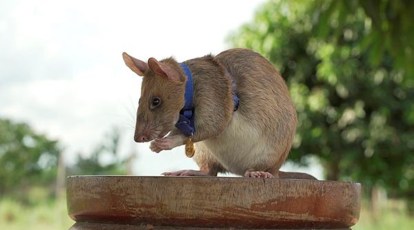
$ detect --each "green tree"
[0,118,61,197]
[230,0,414,198]
[68,127,127,175]
[312,0,414,81]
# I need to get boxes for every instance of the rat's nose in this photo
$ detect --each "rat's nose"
[134,134,149,143]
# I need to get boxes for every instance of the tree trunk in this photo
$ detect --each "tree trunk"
[55,152,66,198]
[325,158,340,181]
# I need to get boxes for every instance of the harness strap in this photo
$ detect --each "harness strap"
[175,63,195,136]
[175,62,239,137]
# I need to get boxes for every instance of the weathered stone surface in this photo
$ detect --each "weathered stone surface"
[66,176,360,229]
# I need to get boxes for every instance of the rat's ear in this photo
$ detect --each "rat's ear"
[148,57,184,83]
[122,52,148,76]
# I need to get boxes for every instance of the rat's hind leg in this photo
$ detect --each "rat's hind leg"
[244,170,274,178]
[163,142,226,177]
[243,169,317,179]
[162,170,211,176]
[278,171,317,180]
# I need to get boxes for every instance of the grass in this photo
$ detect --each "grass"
[0,197,74,230]
[0,195,413,229]
[354,199,414,230]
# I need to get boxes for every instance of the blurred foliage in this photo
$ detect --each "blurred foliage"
[0,118,60,198]
[230,0,414,198]
[0,117,126,200]
[313,0,414,81]
[67,127,127,175]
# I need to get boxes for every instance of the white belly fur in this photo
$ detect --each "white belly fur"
[201,112,278,175]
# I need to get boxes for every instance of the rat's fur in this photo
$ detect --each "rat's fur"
[123,48,303,178]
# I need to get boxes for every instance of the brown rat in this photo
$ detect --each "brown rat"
[123,48,314,179]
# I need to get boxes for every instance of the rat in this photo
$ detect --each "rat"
[122,48,315,179]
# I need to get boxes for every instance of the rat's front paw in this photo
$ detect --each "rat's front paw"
[150,135,186,153]
[150,135,185,153]
[150,138,174,153]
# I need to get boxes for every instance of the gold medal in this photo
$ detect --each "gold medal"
[185,138,195,158]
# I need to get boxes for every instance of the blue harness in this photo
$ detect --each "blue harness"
[175,63,239,137]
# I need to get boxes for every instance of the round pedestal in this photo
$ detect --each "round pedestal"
[67,176,361,229]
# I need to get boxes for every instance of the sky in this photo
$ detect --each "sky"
[0,0,322,178]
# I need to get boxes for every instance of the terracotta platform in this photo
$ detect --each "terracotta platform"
[66,176,361,229]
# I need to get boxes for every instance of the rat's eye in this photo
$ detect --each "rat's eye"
[150,97,161,109]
